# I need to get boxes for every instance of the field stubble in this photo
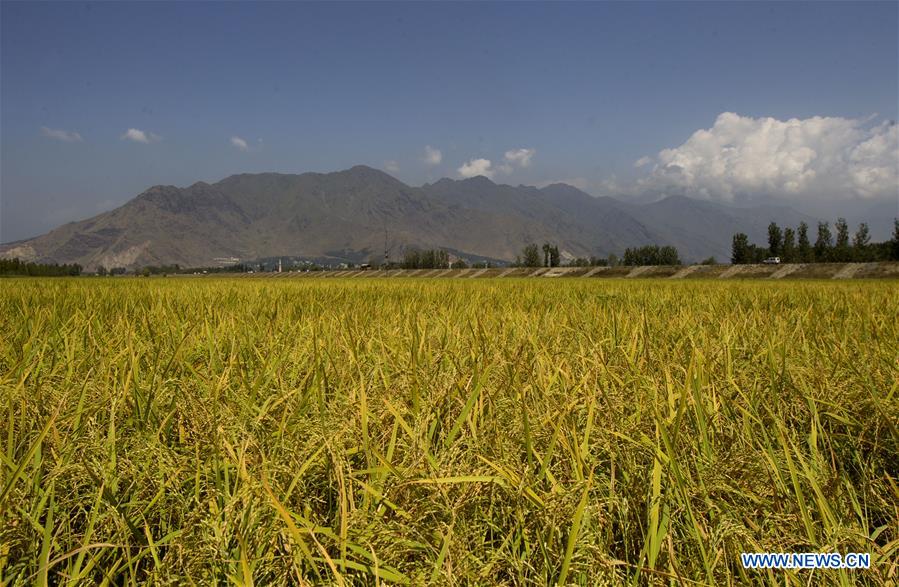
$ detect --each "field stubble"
[1,278,897,585]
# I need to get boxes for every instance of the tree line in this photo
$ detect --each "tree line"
[622,245,681,266]
[569,255,614,267]
[401,249,451,269]
[515,243,561,268]
[732,219,899,264]
[516,242,681,267]
[0,258,82,276]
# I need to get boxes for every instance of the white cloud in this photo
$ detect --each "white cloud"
[121,128,160,144]
[633,156,653,168]
[458,158,494,179]
[384,160,400,173]
[40,126,82,142]
[504,148,536,168]
[423,145,442,165]
[594,175,622,196]
[640,112,898,201]
[497,164,513,175]
[230,136,249,151]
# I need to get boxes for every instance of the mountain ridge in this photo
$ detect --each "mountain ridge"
[0,165,815,269]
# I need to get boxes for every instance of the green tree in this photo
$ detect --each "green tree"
[814,222,832,262]
[731,233,750,264]
[659,246,681,265]
[622,245,677,266]
[402,249,421,269]
[549,245,560,267]
[797,222,812,262]
[834,217,850,261]
[522,243,541,267]
[782,227,796,263]
[852,222,870,261]
[0,258,81,276]
[746,244,767,263]
[892,219,899,261]
[767,222,783,257]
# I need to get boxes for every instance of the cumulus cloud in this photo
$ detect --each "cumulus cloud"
[423,145,442,165]
[40,126,82,142]
[504,148,536,168]
[384,160,400,173]
[640,112,898,201]
[121,128,160,144]
[594,175,624,197]
[458,158,494,179]
[230,136,249,151]
[633,156,652,168]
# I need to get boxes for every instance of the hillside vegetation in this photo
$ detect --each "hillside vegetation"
[1,278,897,585]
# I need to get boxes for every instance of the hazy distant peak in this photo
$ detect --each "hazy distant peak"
[216,171,293,184]
[343,164,396,179]
[423,175,497,189]
[320,165,408,189]
[135,184,181,199]
[460,175,496,186]
[347,164,380,172]
[539,182,591,195]
[425,177,456,188]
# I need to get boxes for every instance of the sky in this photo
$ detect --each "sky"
[2,1,897,242]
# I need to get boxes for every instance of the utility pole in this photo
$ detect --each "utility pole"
[384,226,389,269]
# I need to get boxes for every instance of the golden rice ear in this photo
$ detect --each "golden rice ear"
[1,276,894,585]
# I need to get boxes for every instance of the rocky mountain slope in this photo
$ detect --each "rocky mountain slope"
[0,165,813,269]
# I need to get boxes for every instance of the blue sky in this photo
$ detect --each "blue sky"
[2,1,897,242]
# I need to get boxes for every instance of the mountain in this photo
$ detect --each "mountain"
[612,195,817,261]
[0,166,813,269]
[420,177,658,259]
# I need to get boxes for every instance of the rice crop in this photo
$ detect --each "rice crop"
[1,277,896,585]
